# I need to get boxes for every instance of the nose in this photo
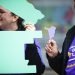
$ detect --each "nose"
[0,13,3,18]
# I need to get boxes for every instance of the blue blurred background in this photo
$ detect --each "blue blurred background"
[28,0,74,75]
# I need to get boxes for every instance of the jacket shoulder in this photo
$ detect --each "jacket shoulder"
[67,25,75,36]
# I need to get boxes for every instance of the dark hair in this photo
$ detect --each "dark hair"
[11,13,25,31]
[17,17,25,31]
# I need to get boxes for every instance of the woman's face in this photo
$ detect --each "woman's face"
[0,6,15,27]
[0,6,19,30]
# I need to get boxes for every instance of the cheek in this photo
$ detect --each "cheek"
[2,14,12,21]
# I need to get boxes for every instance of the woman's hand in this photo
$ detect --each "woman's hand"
[24,24,36,31]
[45,39,59,58]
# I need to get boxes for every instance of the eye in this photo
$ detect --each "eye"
[0,9,5,14]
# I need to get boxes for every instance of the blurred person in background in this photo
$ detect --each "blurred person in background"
[0,6,45,75]
[45,0,75,75]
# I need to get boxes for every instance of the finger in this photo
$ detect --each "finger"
[46,49,52,54]
[46,50,53,57]
[46,41,52,47]
[26,27,34,31]
[45,45,52,53]
[46,43,53,50]
[50,39,57,45]
[24,24,35,28]
[47,52,54,57]
[47,40,54,46]
[24,25,33,28]
[48,40,57,47]
[25,26,35,31]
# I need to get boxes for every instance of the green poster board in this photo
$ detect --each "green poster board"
[0,31,42,74]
